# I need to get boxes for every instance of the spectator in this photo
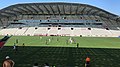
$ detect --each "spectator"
[2,56,15,67]
[16,45,18,51]
[13,43,16,50]
[77,43,79,48]
[13,43,18,52]
[44,63,49,67]
[33,63,39,67]
[52,65,55,67]
[22,43,25,48]
[85,57,90,67]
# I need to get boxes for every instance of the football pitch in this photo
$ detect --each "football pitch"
[2,36,120,48]
[0,36,120,67]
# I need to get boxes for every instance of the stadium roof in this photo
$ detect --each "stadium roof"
[0,2,119,20]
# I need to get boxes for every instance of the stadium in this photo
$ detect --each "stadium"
[0,2,120,67]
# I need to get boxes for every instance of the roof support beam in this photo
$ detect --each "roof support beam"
[80,5,86,14]
[107,18,114,25]
[23,6,33,14]
[57,5,61,15]
[0,19,3,25]
[92,10,101,15]
[36,5,45,14]
[4,10,19,16]
[8,10,22,15]
[43,5,50,14]
[75,5,79,15]
[63,5,65,14]
[16,7,28,14]
[4,6,22,15]
[100,17,109,27]
[0,3,118,19]
[1,12,17,17]
[28,4,38,14]
[49,5,55,15]
[115,18,120,26]
[32,4,40,12]
[86,8,93,15]
[70,4,72,15]
[76,5,83,14]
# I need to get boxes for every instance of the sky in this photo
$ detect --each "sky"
[0,0,120,16]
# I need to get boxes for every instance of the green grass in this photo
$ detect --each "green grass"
[0,36,120,67]
[1,36,120,48]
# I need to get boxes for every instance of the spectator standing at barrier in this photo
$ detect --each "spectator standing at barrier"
[13,43,16,50]
[77,43,79,48]
[13,43,18,52]
[22,43,25,48]
[2,56,15,67]
[33,63,39,67]
[44,63,49,67]
[85,57,91,67]
[16,45,18,51]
